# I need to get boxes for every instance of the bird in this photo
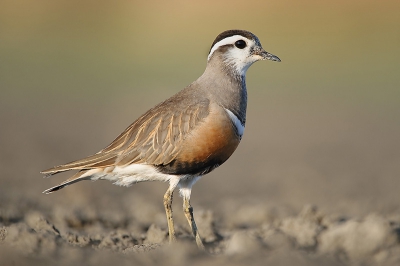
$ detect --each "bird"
[41,29,280,249]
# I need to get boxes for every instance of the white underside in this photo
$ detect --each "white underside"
[88,164,201,199]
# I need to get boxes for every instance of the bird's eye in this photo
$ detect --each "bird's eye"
[234,40,246,49]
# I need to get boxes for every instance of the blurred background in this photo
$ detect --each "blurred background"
[1,0,400,220]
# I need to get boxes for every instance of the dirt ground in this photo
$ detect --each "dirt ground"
[1,91,399,266]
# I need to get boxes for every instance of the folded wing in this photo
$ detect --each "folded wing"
[41,98,210,176]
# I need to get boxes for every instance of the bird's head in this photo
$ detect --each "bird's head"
[207,29,280,76]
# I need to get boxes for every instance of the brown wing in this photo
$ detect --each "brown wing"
[41,98,210,175]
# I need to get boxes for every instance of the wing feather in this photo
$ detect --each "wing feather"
[42,98,210,175]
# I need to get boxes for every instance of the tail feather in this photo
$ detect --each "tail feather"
[42,169,96,194]
[42,176,91,194]
[41,149,120,193]
[43,183,69,194]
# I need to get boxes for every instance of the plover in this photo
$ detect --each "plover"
[42,29,280,249]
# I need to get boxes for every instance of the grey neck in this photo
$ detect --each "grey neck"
[195,56,247,124]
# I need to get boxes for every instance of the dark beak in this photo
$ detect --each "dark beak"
[262,51,281,62]
[255,47,281,62]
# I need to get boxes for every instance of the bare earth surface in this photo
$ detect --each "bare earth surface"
[1,0,400,264]
[1,93,400,266]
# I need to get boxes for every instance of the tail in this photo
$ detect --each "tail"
[41,152,118,194]
[41,169,96,194]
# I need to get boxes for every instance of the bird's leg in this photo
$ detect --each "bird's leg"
[163,188,176,243]
[183,196,205,250]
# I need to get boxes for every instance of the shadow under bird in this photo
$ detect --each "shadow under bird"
[41,29,280,249]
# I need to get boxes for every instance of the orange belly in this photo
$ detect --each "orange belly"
[178,110,240,164]
[155,105,242,176]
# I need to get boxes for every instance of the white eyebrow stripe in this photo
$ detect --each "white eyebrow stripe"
[225,108,245,138]
[208,35,248,61]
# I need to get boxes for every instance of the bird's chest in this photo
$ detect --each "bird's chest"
[174,107,243,174]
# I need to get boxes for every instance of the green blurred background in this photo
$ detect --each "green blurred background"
[1,0,399,216]
[2,0,399,105]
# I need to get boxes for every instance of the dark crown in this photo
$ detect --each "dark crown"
[209,30,256,53]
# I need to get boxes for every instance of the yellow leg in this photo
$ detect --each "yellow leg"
[163,189,176,243]
[183,197,205,250]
